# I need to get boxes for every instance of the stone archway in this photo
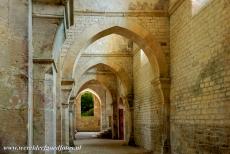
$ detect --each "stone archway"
[76,79,132,143]
[77,81,113,132]
[61,19,168,79]
[75,89,102,132]
[74,62,132,95]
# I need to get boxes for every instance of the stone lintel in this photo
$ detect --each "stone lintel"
[33,58,58,73]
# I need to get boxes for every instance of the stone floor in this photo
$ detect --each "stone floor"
[75,132,100,140]
[70,132,150,154]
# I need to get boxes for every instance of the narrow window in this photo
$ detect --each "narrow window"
[81,92,94,116]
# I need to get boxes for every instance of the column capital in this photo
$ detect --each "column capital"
[33,58,58,73]
[61,79,74,91]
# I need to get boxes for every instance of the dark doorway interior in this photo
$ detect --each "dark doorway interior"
[119,109,124,140]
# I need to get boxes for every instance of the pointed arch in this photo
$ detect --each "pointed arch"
[74,62,131,95]
[61,19,168,79]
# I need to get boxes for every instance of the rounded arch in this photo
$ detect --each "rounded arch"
[61,19,168,79]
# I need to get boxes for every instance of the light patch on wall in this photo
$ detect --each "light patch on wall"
[140,49,149,66]
[192,0,211,16]
[84,34,129,54]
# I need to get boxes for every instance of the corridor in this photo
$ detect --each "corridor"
[70,132,150,154]
[0,0,229,154]
[72,139,150,154]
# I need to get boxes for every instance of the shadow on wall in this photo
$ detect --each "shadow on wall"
[192,41,229,97]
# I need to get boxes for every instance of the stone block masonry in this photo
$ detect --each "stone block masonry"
[170,0,230,153]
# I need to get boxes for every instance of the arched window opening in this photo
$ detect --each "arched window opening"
[81,92,94,116]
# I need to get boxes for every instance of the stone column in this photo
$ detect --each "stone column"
[151,77,170,154]
[69,97,75,147]
[60,80,74,148]
[127,94,135,146]
[56,81,62,148]
[73,103,77,139]
[33,59,57,154]
[61,103,69,147]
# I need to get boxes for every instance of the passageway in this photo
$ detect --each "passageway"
[69,132,150,154]
[71,139,150,154]
[66,30,169,153]
[1,1,228,154]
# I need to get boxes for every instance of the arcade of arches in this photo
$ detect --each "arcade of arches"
[0,0,229,154]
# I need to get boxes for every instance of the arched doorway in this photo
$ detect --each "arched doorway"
[76,90,101,132]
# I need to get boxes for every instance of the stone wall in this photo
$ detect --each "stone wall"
[170,0,230,153]
[133,49,163,152]
[33,18,60,59]
[75,94,101,132]
[0,1,28,153]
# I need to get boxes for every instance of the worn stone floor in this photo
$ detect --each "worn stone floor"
[75,132,100,140]
[70,132,150,154]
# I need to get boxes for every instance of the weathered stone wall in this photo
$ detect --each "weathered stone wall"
[32,18,61,148]
[0,1,28,153]
[75,95,101,132]
[170,0,230,153]
[33,18,60,59]
[133,49,163,152]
